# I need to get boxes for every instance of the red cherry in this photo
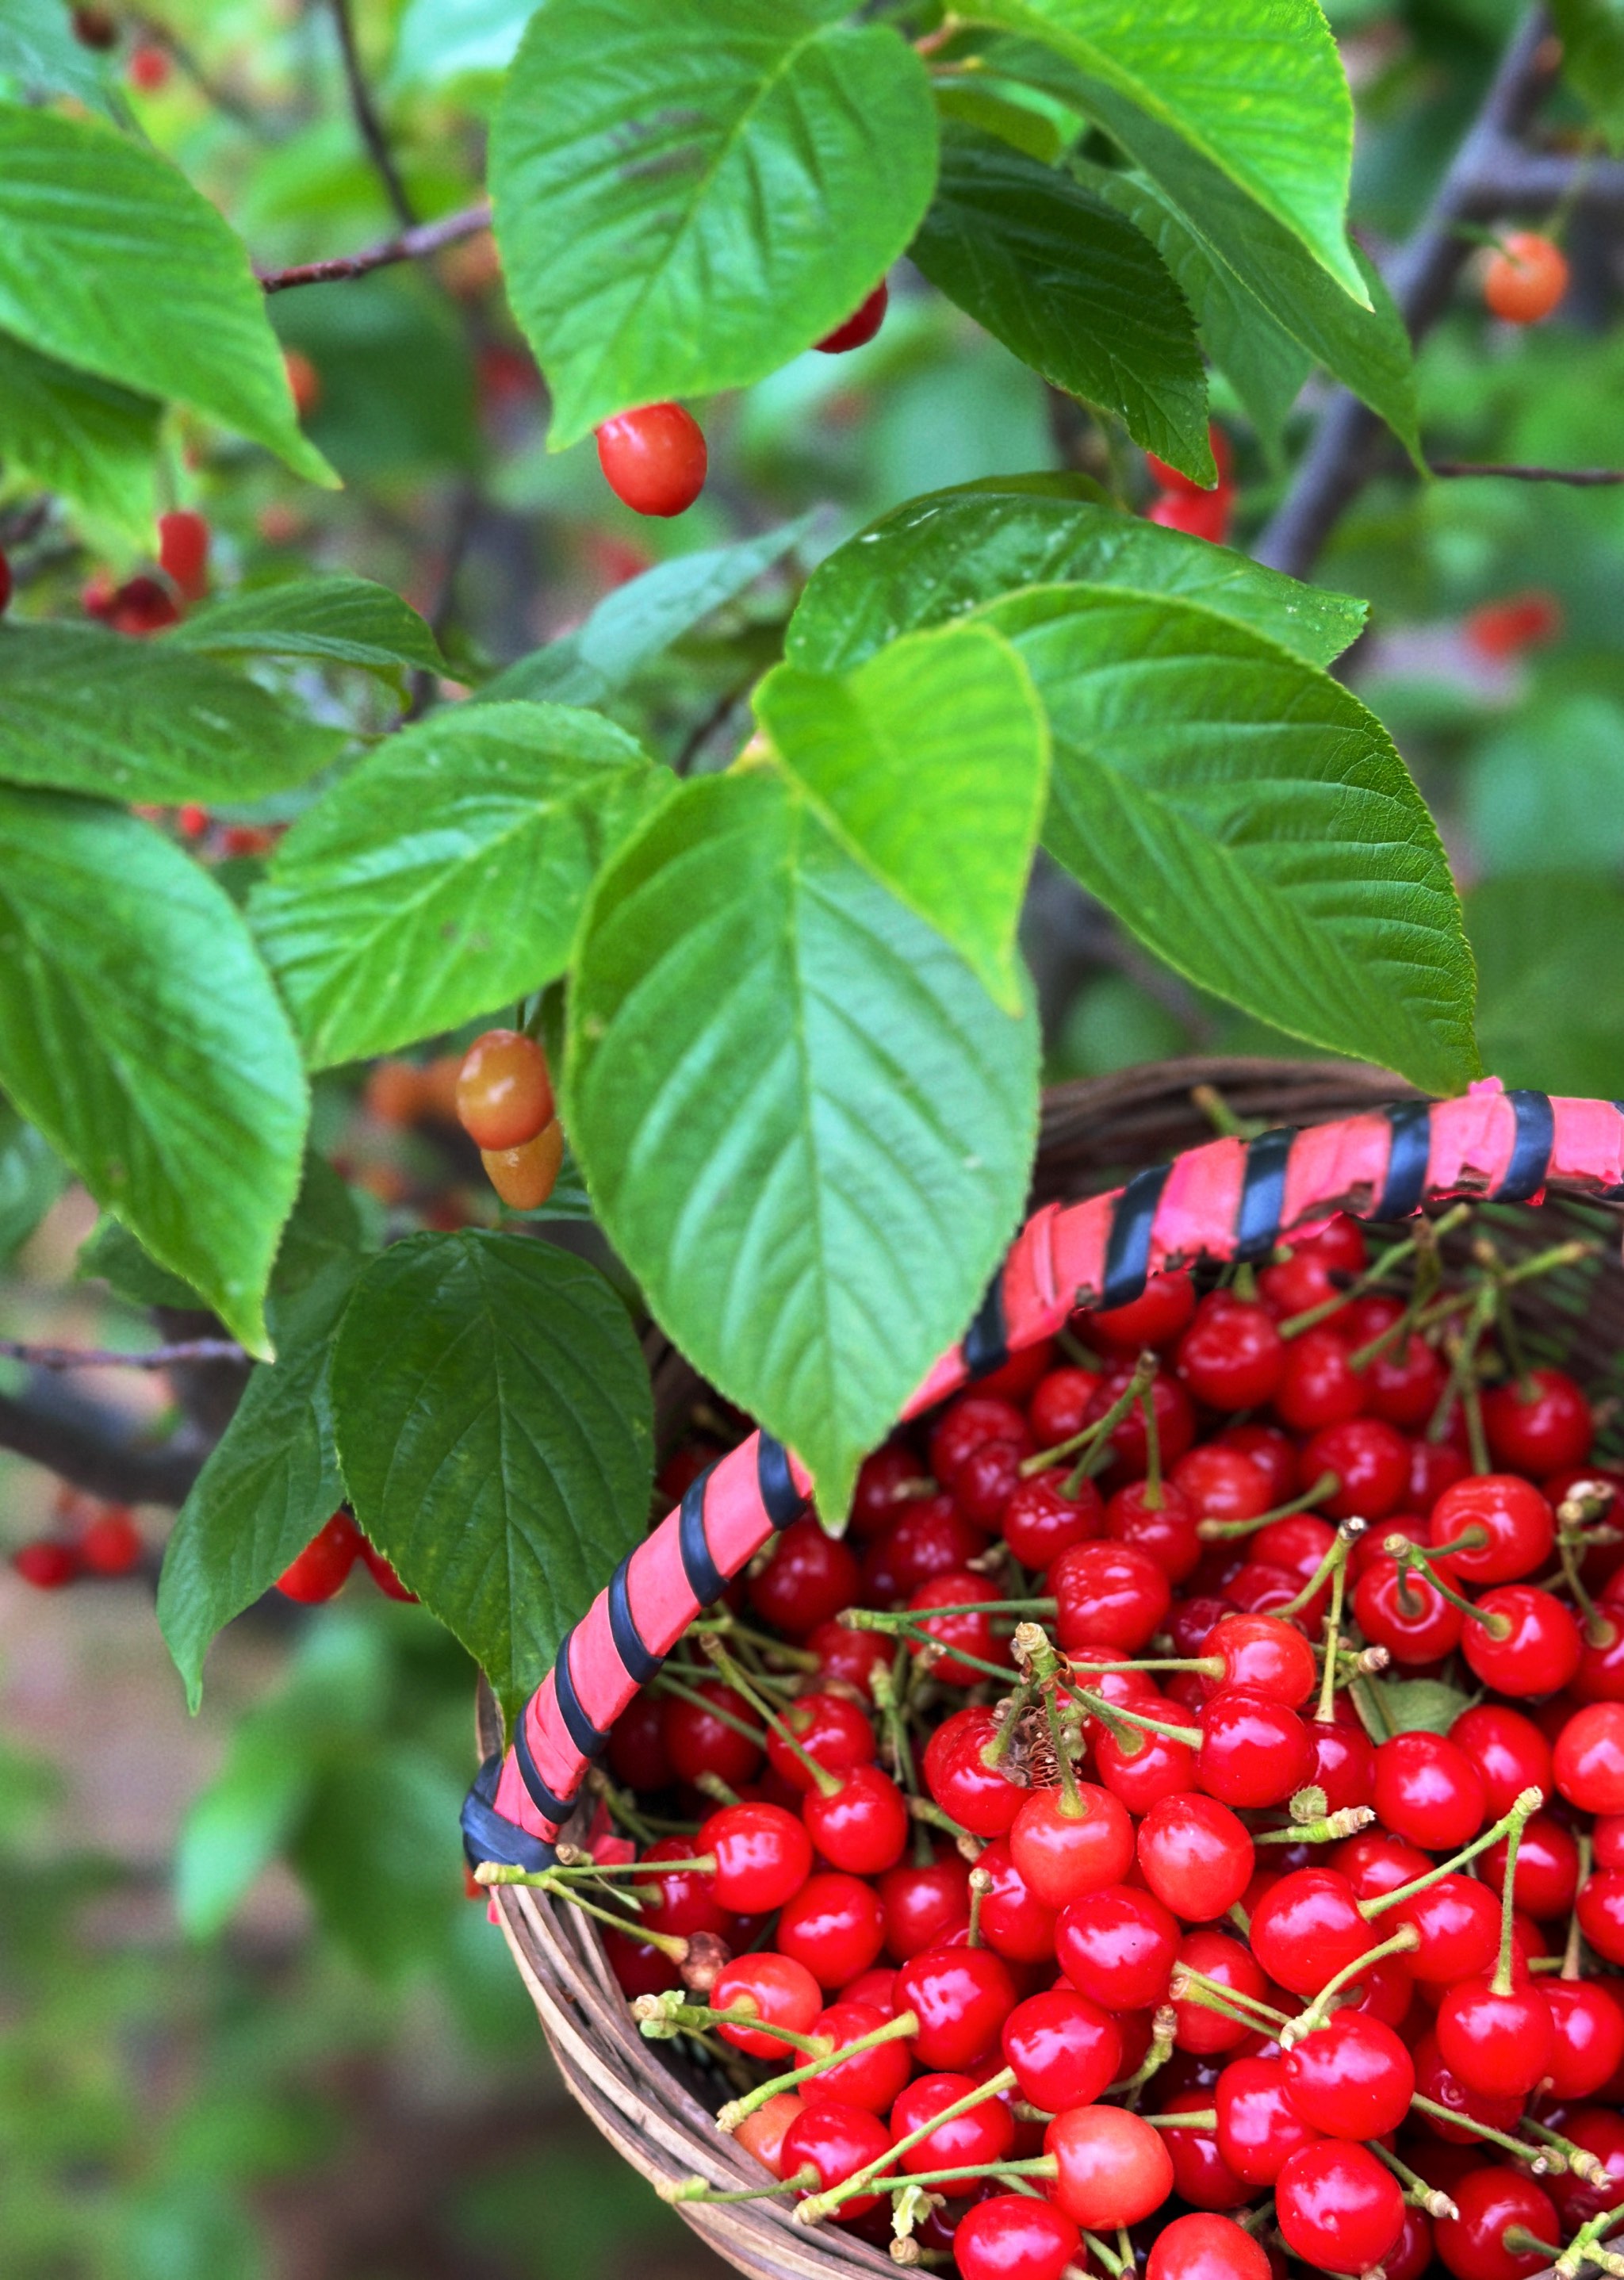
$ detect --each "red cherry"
[661,1678,763,1789]
[1197,1689,1312,1809]
[1002,1987,1122,2109]
[455,1029,553,1151]
[1484,1366,1593,1473]
[766,1692,874,1795]
[1055,1882,1178,2010]
[128,43,171,91]
[1051,1540,1170,1654]
[790,2001,906,2112]
[1137,1793,1254,1922]
[851,1443,930,1539]
[1177,1297,1285,1412]
[12,1539,79,1589]
[275,1510,362,1601]
[802,1763,910,1876]
[1170,1928,1268,2056]
[931,1395,1033,1488]
[1105,1479,1202,1584]
[359,1541,417,1600]
[1002,1471,1104,1569]
[1084,1364,1197,1480]
[734,2091,806,2177]
[1275,2141,1404,2275]
[810,1618,891,1700]
[1147,486,1232,544]
[971,1341,1056,1407]
[635,1834,730,1938]
[1430,1474,1556,1585]
[1173,1446,1272,1525]
[1354,1552,1465,1664]
[906,1570,1008,1685]
[1545,1979,1624,2098]
[1372,1730,1486,1850]
[954,1439,1028,1530]
[1305,1716,1376,1812]
[814,281,888,354]
[1251,1513,1336,1587]
[1046,2103,1174,2229]
[1390,1872,1500,1983]
[1556,1701,1624,1812]
[1299,1416,1409,1519]
[1147,425,1235,497]
[714,1951,823,2058]
[894,1945,1017,2069]
[1008,1781,1135,1910]
[1247,1868,1368,1997]
[607,1695,672,1791]
[975,1836,1059,1964]
[750,1519,861,1638]
[879,1854,971,1960]
[1408,1436,1472,1513]
[1028,1366,1101,1449]
[1465,592,1563,661]
[157,509,209,601]
[1216,2055,1323,2186]
[77,1507,143,1576]
[862,1495,983,1605]
[1206,1613,1316,1707]
[1219,1424,1297,1504]
[895,2067,1015,2187]
[1548,2106,1624,2228]
[924,1706,1024,1838]
[1274,1326,1366,1434]
[1259,1250,1342,1323]
[1282,2008,1415,2138]
[1092,1703,1197,1815]
[1434,2167,1561,2280]
[779,2098,892,2217]
[1359,1323,1450,1431]
[777,1873,886,1989]
[595,403,707,516]
[956,2194,1080,2280]
[1159,2090,1252,2212]
[699,1801,811,1912]
[1481,1811,1579,1918]
[1078,1270,1197,1354]
[1435,1978,1554,2098]
[1147,2212,1270,2280]
[603,1927,680,2000]
[1415,2025,1528,2144]
[1462,1585,1583,1696]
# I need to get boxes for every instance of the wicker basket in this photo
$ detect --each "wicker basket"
[473,1056,1624,2280]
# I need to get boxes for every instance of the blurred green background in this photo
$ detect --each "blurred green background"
[2,0,1622,2269]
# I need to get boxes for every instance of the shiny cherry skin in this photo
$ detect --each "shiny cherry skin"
[1028,1366,1101,1448]
[1146,2211,1270,2280]
[803,1762,910,1876]
[862,1496,983,1605]
[713,1952,823,2057]
[595,402,707,516]
[1390,1872,1500,1983]
[1216,2056,1322,2186]
[1411,2029,1527,2143]
[750,1520,862,1638]
[1354,1551,1465,1664]
[1055,1882,1179,2010]
[455,1028,553,1150]
[923,1705,1024,1837]
[894,1944,1017,2070]
[776,1872,886,1988]
[814,281,889,354]
[1275,2140,1404,2274]
[1205,1613,1317,1707]
[157,508,209,600]
[1170,1929,1268,2056]
[1177,1296,1286,1411]
[906,1571,1009,1685]
[276,1510,362,1601]
[1283,2008,1415,2137]
[1159,2090,1252,2212]
[766,1691,875,1794]
[634,1835,730,1937]
[1137,1793,1254,1922]
[930,1394,1032,1487]
[1463,1585,1583,1696]
[879,1854,971,1960]
[1078,1269,1196,1353]
[1305,1715,1377,1811]
[1435,2166,1561,2280]
[699,1800,812,1911]
[1171,1445,1272,1525]
[1247,1868,1369,1997]
[1009,1781,1135,1909]
[1549,2106,1624,2228]
[1093,1710,1197,1814]
[606,1693,672,1791]
[13,1540,79,1589]
[1220,1424,1297,1504]
[1197,1688,1312,1809]
[1545,1979,1624,2098]
[779,2098,892,2217]
[733,2090,806,2176]
[1431,1473,1556,1584]
[1051,1540,1170,1654]
[661,1677,763,1788]
[1372,1730,1486,1849]
[892,2069,1014,2187]
[1410,1435,1472,1513]
[1579,1865,1624,1961]
[1300,1416,1410,1519]
[797,2001,910,2112]
[1046,2103,1174,2229]
[1002,1471,1104,1568]
[1105,1479,1202,1584]
[1362,1324,1450,1431]
[1556,1701,1624,1812]
[1086,1364,1197,1480]
[954,1439,1028,1529]
[973,1837,1058,1964]
[1482,1811,1580,1918]
[1435,1977,1554,2098]
[1484,1366,1593,1473]
[1002,1987,1122,2109]
[1274,1325,1366,1433]
[1450,1703,1554,1817]
[956,2194,1081,2280]
[810,1618,892,1700]
[851,1443,931,1539]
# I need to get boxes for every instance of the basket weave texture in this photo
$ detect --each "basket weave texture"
[475,1056,1624,2280]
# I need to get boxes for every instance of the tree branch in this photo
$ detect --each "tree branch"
[257,201,492,293]
[330,0,417,232]
[1254,10,1561,578]
[0,1337,246,1371]
[0,1384,203,1506]
[1431,460,1624,485]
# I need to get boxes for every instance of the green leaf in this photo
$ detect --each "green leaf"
[176,1720,316,1937]
[481,519,812,709]
[567,771,1040,1519]
[0,0,116,111]
[0,1106,65,1264]
[1465,695,1624,876]
[755,621,1048,1009]
[1356,1676,1473,1742]
[0,623,342,805]
[1066,148,1418,459]
[976,585,1479,1094]
[156,1166,373,1709]
[0,331,162,538]
[969,0,1365,304]
[912,128,1210,481]
[251,703,669,1068]
[490,0,939,447]
[0,790,309,1353]
[934,83,1065,167]
[330,1232,654,1724]
[1469,872,1624,1098]
[0,104,333,486]
[789,482,1366,674]
[1550,0,1624,149]
[167,577,447,680]
[1072,162,1309,451]
[390,0,534,86]
[79,1217,204,1311]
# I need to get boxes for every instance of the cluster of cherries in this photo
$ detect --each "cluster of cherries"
[11,1485,144,1589]
[273,1507,414,1604]
[78,508,212,639]
[451,1025,562,1213]
[477,1206,1624,2280]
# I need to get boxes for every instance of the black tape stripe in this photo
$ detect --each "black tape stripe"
[757,1434,807,1530]
[1374,1101,1433,1220]
[1500,1090,1555,1203]
[609,1551,664,1685]
[679,1470,726,1607]
[513,1707,574,1826]
[1100,1162,1172,1309]
[461,1756,557,1872]
[962,1274,1009,1379]
[1235,1127,1297,1262]
[553,1626,607,1759]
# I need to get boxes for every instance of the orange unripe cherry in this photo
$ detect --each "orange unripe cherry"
[481,1120,565,1212]
[456,1028,553,1150]
[1483,232,1568,324]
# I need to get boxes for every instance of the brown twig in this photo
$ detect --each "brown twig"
[329,0,417,231]
[0,1336,246,1372]
[1431,460,1624,485]
[0,1387,202,1506]
[257,201,492,293]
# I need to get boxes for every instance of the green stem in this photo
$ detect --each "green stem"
[797,2070,1021,2221]
[633,1993,828,2057]
[1387,1539,1509,1633]
[1197,1472,1339,1540]
[1072,1686,1202,1748]
[1277,1209,1473,1340]
[1285,1925,1420,2042]
[1316,1530,1350,1725]
[1140,1372,1164,1510]
[698,1637,841,1798]
[1370,2140,1459,2217]
[717,2010,920,2131]
[1362,1788,1545,1918]
[1019,1357,1155,1480]
[649,1669,768,1750]
[1141,2109,1217,2130]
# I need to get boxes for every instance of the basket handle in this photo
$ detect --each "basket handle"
[465,1080,1624,1870]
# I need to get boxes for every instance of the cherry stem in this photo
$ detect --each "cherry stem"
[1407,2092,1562,2172]
[689,1611,822,1671]
[1019,1356,1156,1480]
[650,1669,768,1749]
[1140,2109,1217,2130]
[543,1854,715,1877]
[1082,2233,1129,2279]
[1316,1527,1352,1723]
[472,1868,687,1956]
[1492,1795,1529,1996]
[633,1993,828,2057]
[1277,1210,1471,1340]
[1369,2140,1458,2220]
[1139,1367,1164,1509]
[1171,1967,1292,2030]
[1197,1472,1340,1540]
[1563,1832,1594,1979]
[1555,1528,1612,1646]
[698,1635,843,1798]
[967,1864,990,1946]
[716,2009,921,2131]
[1362,1787,1545,1919]
[1386,1539,1510,1633]
[1071,1685,1202,1749]
[909,1795,979,1853]
[870,1655,919,1796]
[839,1609,1014,1686]
[1272,1524,1360,1620]
[796,2067,1021,2221]
[1257,1804,1377,1845]
[1107,2003,1178,2106]
[1284,1924,1420,2044]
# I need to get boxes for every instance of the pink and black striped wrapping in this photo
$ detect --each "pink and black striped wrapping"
[462,1081,1624,1872]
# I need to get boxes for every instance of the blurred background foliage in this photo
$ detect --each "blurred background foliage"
[2,0,1622,2269]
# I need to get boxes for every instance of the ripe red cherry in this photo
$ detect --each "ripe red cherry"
[749,1519,861,1638]
[1482,1811,1579,1918]
[814,281,888,354]
[1105,1479,1202,1583]
[810,1617,893,1701]
[1055,1881,1178,2010]
[699,1801,811,1911]
[1028,1366,1101,1448]
[1247,1868,1368,1997]
[1282,2009,1415,2138]
[157,508,209,601]
[1002,1987,1122,2109]
[1354,1552,1465,1664]
[1411,2029,1526,2142]
[1451,1706,1552,1818]
[1216,2055,1323,2186]
[662,1678,763,1789]
[1147,486,1231,543]
[1078,1270,1197,1353]
[1435,1978,1554,2098]
[779,2098,892,2217]
[603,1926,680,2000]
[776,1872,886,1989]
[1484,1365,1593,1472]
[12,1539,79,1588]
[1092,1703,1197,1814]
[1009,1781,1134,1909]
[714,1951,822,2057]
[956,2194,1081,2280]
[931,1395,1032,1487]
[894,1945,1017,2069]
[635,1834,730,1937]
[733,2091,805,2175]
[862,1495,982,1604]
[1251,1513,1336,1586]
[1434,2166,1562,2280]
[1409,1436,1471,1513]
[1431,1474,1555,1584]
[1085,1365,1197,1478]
[607,1695,671,1791]
[1197,1689,1312,1809]
[76,1507,144,1575]
[1002,1472,1104,1568]
[1176,1297,1285,1411]
[1137,1793,1254,1922]
[1463,1584,1583,1695]
[972,1341,1055,1406]
[1173,1446,1272,1525]
[1483,232,1570,324]
[954,1439,1027,1530]
[1274,1326,1366,1434]
[767,1692,874,1794]
[276,1510,362,1601]
[1545,1979,1624,2097]
[850,1443,929,1538]
[974,1836,1058,1964]
[906,1571,1008,1685]
[1276,2141,1404,2274]
[1051,1540,1170,1653]
[1147,2211,1270,2280]
[923,1705,1023,1837]
[1171,1928,1267,2056]
[892,2069,1013,2186]
[1549,2106,1624,2228]
[803,1763,910,1876]
[455,1029,553,1151]
[1305,1715,1377,1812]
[1362,1325,1450,1430]
[1557,1701,1624,1811]
[1372,1730,1486,1849]
[799,2001,910,2112]
[1046,2104,1174,2229]
[1391,1871,1500,1983]
[1219,1424,1297,1504]
[1300,1416,1409,1519]
[879,1854,971,1959]
[595,403,707,516]
[1159,2090,1251,2212]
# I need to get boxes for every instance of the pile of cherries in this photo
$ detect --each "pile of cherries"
[485,1205,1624,2280]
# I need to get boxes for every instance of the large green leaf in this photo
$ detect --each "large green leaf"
[912,128,1210,481]
[330,1232,654,1724]
[967,0,1365,304]
[0,790,309,1353]
[755,621,1048,1009]
[566,771,1040,1519]
[251,703,669,1068]
[977,584,1477,1093]
[157,1163,373,1711]
[0,623,341,805]
[166,577,446,680]
[481,519,812,709]
[0,105,332,485]
[0,0,115,111]
[0,331,162,538]
[789,483,1367,674]
[1549,0,1624,150]
[490,0,939,446]
[1469,872,1624,1098]
[79,1217,203,1311]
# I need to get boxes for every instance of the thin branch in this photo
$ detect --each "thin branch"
[0,1337,246,1372]
[257,201,492,293]
[1431,459,1624,485]
[330,0,417,231]
[0,1388,202,1507]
